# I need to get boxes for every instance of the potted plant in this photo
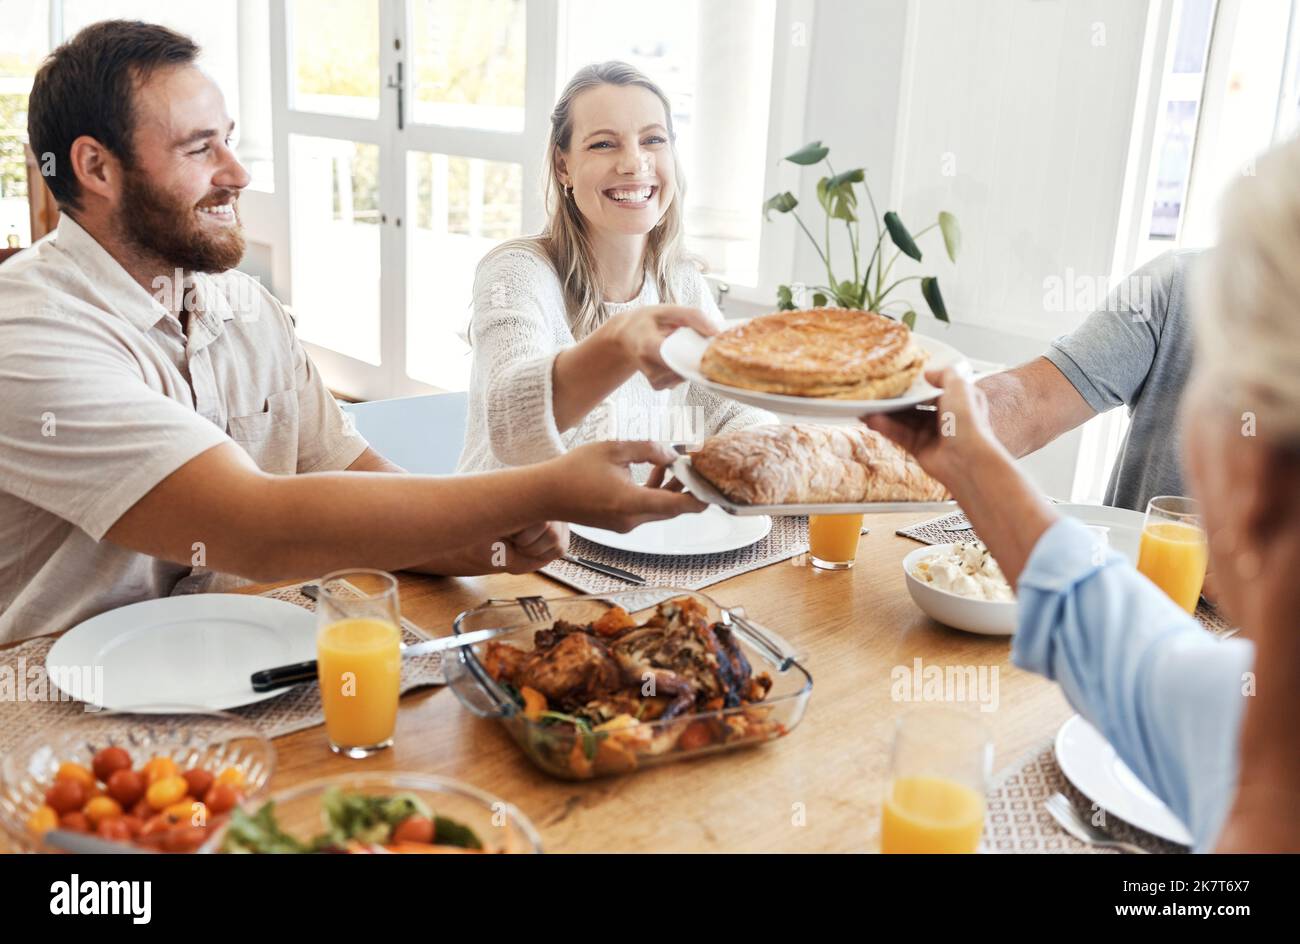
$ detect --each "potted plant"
[763,141,960,327]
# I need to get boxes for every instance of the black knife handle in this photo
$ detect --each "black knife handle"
[251,660,319,692]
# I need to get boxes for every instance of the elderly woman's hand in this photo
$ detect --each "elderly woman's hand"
[864,367,1006,486]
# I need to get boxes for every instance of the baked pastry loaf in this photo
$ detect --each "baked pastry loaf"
[700,308,926,399]
[689,424,949,505]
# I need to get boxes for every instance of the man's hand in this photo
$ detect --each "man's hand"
[501,521,570,571]
[865,367,1006,484]
[549,440,706,531]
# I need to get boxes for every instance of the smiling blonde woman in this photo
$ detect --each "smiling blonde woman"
[456,61,774,474]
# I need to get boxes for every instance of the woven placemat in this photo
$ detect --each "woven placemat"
[540,515,866,603]
[897,511,1233,635]
[983,737,1187,854]
[0,581,444,753]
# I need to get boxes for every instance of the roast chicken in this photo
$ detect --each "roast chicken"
[482,597,772,723]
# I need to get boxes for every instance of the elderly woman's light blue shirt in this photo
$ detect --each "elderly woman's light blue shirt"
[1012,516,1255,852]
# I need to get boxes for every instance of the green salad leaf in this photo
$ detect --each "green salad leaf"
[220,801,308,854]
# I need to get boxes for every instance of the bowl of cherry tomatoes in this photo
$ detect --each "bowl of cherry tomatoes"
[0,705,274,853]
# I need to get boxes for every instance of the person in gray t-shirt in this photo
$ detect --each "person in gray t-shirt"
[978,250,1199,512]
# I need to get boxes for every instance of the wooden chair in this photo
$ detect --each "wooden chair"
[25,142,59,241]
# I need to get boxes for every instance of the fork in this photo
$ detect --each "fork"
[1045,792,1150,854]
[518,595,551,623]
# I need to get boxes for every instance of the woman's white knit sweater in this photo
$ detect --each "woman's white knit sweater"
[456,245,774,473]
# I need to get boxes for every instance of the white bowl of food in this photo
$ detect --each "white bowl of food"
[902,542,1018,636]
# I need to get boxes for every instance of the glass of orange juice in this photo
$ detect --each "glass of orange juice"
[316,569,402,758]
[808,513,864,570]
[881,707,992,854]
[1136,495,1208,613]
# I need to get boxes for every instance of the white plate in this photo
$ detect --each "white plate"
[671,454,957,517]
[902,544,1018,636]
[45,594,318,711]
[660,324,971,417]
[1054,714,1194,846]
[1053,503,1146,564]
[570,504,772,556]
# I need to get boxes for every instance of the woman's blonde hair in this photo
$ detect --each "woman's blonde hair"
[490,61,688,339]
[1193,135,1300,445]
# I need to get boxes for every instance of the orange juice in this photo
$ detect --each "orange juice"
[317,617,401,751]
[1137,521,1208,613]
[881,775,985,853]
[808,513,864,568]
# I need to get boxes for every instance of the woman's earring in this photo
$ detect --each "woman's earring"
[565,184,574,200]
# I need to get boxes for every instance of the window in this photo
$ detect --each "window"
[409,0,526,131]
[0,0,50,248]
[1132,0,1215,265]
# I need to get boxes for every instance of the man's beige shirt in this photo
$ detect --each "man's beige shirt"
[0,215,369,643]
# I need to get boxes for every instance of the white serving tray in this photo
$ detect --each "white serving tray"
[670,454,958,517]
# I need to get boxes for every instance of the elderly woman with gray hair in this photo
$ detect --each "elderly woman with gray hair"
[868,138,1300,853]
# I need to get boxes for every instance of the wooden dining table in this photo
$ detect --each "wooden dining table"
[243,509,1074,853]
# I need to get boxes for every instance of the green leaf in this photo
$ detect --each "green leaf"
[785,140,829,165]
[433,815,483,850]
[829,191,857,222]
[815,177,832,213]
[812,292,828,307]
[776,284,795,311]
[884,211,922,261]
[921,277,949,323]
[902,310,917,331]
[763,192,798,220]
[836,280,863,308]
[938,211,961,262]
[826,168,864,190]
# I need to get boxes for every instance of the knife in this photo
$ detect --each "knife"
[250,623,538,693]
[562,554,647,585]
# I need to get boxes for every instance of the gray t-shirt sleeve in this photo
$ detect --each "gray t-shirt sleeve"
[1043,252,1179,413]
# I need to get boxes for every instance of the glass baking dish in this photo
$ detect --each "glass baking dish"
[445,588,812,780]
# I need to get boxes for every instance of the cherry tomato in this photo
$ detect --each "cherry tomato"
[181,768,214,799]
[142,756,178,785]
[91,746,132,784]
[44,779,85,815]
[131,797,153,820]
[203,782,241,815]
[163,800,208,827]
[96,818,131,842]
[392,816,435,844]
[214,766,244,788]
[145,775,188,810]
[27,805,58,836]
[58,811,89,833]
[82,795,123,827]
[55,762,96,789]
[106,768,145,808]
[121,815,144,838]
[161,825,207,853]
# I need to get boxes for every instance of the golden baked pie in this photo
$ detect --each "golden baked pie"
[700,308,926,399]
[689,424,949,505]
